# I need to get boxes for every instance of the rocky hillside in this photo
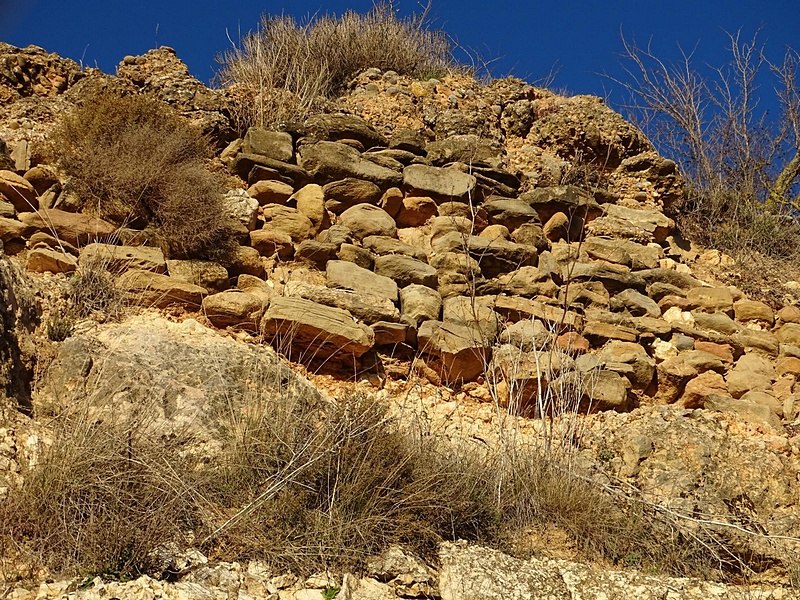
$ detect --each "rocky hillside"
[2,42,800,598]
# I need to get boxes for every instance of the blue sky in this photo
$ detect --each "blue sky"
[1,0,798,108]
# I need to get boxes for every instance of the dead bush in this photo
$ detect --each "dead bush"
[201,391,500,572]
[613,30,800,262]
[0,402,201,579]
[66,256,126,320]
[216,2,456,127]
[50,91,238,261]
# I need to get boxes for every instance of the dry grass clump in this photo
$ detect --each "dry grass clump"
[0,403,200,579]
[66,256,126,320]
[216,2,456,128]
[202,391,500,572]
[50,91,238,261]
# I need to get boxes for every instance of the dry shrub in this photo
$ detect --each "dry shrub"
[202,391,500,572]
[0,402,200,579]
[216,2,456,128]
[66,256,126,320]
[50,91,238,261]
[615,30,800,263]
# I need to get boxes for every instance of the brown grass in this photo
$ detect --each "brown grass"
[216,2,457,128]
[0,401,201,579]
[50,90,238,261]
[0,379,779,583]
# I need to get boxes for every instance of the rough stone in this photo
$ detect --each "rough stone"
[374,254,437,289]
[202,290,264,330]
[326,260,398,302]
[116,270,207,309]
[80,243,166,274]
[418,320,491,383]
[260,205,314,243]
[395,195,437,227]
[588,204,674,243]
[0,170,37,213]
[339,203,397,240]
[242,128,293,162]
[323,178,382,213]
[262,296,374,359]
[285,281,398,325]
[299,141,402,187]
[399,284,442,327]
[18,209,116,246]
[247,179,294,206]
[26,248,77,273]
[292,184,330,235]
[402,164,476,201]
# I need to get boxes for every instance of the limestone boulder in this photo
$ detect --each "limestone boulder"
[402,164,476,201]
[704,395,783,429]
[305,113,387,149]
[249,228,294,260]
[374,254,438,289]
[679,370,728,409]
[230,153,312,188]
[686,287,734,315]
[26,248,77,273]
[442,296,502,343]
[202,290,264,330]
[483,197,540,231]
[0,170,37,213]
[588,204,674,244]
[18,209,116,247]
[399,284,442,327]
[292,184,330,235]
[733,299,774,324]
[222,189,259,231]
[395,195,437,227]
[432,231,537,278]
[247,179,294,206]
[0,217,34,243]
[499,319,553,352]
[80,243,166,274]
[323,178,382,213]
[339,203,397,240]
[242,128,293,162]
[363,236,427,261]
[285,281,399,325]
[496,267,558,298]
[610,288,661,318]
[326,260,398,302]
[295,240,338,265]
[260,205,314,242]
[520,185,601,224]
[116,270,207,309]
[166,259,230,293]
[425,134,504,168]
[418,320,491,383]
[597,341,655,390]
[261,296,374,359]
[299,141,402,187]
[582,369,632,412]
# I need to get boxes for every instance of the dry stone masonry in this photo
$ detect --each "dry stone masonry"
[1,44,799,425]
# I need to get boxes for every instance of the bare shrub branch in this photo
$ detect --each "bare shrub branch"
[610,29,800,260]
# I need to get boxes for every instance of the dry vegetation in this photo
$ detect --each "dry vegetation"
[215,1,456,128]
[614,30,800,263]
[50,91,238,262]
[0,376,765,582]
